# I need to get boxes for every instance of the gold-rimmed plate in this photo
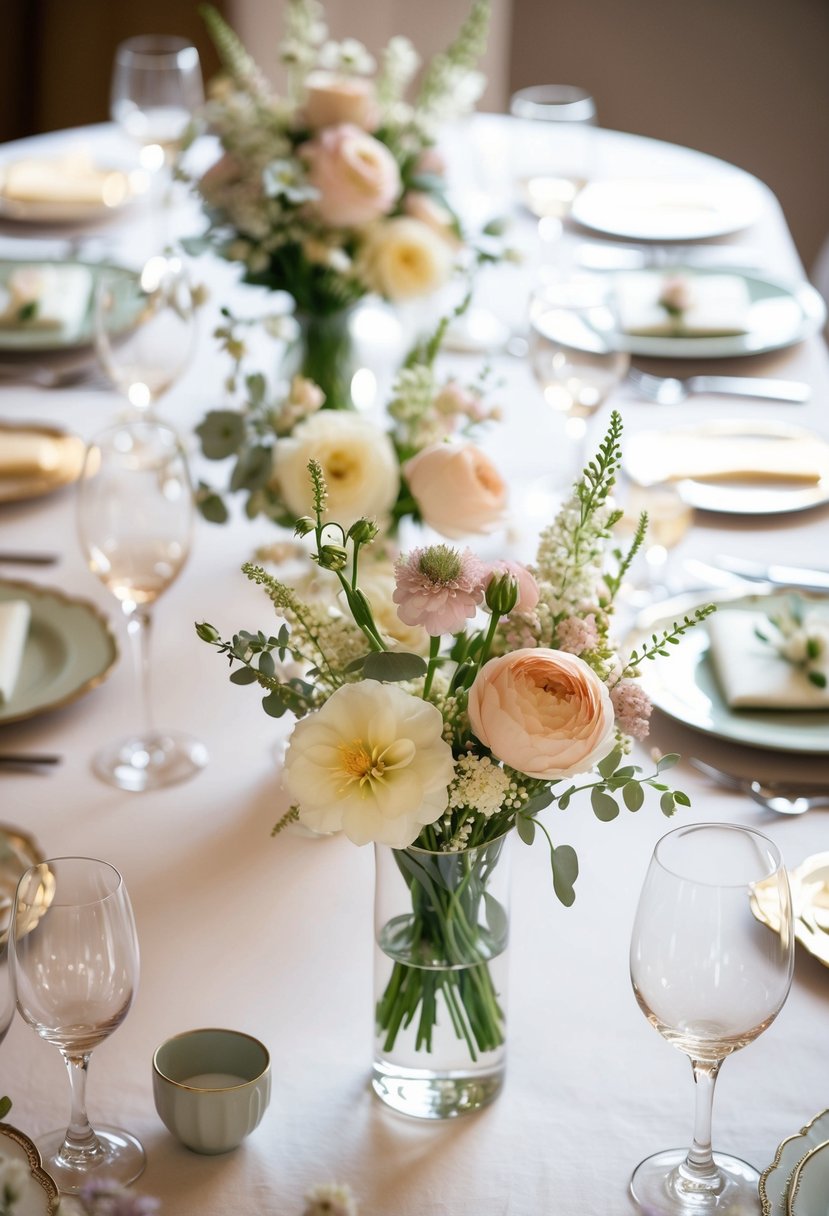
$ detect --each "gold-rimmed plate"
[760,1110,829,1216]
[0,1124,59,1214]
[0,825,43,946]
[0,422,86,504]
[0,579,117,725]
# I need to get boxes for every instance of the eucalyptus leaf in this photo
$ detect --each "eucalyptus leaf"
[197,492,229,524]
[484,892,509,945]
[0,1096,10,1118]
[656,753,680,772]
[516,815,536,846]
[230,444,272,492]
[230,667,258,685]
[660,792,677,816]
[258,651,275,676]
[552,844,579,907]
[591,788,619,822]
[262,690,290,718]
[597,745,623,780]
[622,782,645,812]
[521,790,555,817]
[674,790,691,808]
[362,651,428,682]
[195,411,245,460]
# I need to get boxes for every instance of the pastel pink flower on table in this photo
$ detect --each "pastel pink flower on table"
[393,545,488,636]
[303,70,379,131]
[610,679,652,740]
[557,613,599,655]
[404,442,507,539]
[301,124,400,227]
[467,648,616,779]
[485,560,539,614]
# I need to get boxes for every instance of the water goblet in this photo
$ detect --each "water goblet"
[529,274,629,476]
[10,857,143,1193]
[510,85,597,221]
[94,254,198,416]
[77,418,207,792]
[630,822,794,1215]
[614,479,695,602]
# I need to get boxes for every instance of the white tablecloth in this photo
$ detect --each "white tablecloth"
[0,118,828,1216]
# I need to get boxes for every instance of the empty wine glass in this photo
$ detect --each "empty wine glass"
[77,418,207,792]
[10,857,143,1193]
[510,85,597,221]
[630,823,794,1215]
[94,254,198,416]
[614,480,695,602]
[111,35,203,172]
[529,274,629,475]
[0,943,12,1047]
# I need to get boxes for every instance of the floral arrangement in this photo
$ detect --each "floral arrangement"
[756,596,828,689]
[185,0,491,316]
[197,412,711,1061]
[194,306,506,542]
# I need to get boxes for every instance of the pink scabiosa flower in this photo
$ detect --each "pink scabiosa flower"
[393,545,488,636]
[485,560,539,614]
[557,613,599,655]
[611,679,653,740]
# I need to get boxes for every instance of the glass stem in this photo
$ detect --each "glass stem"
[126,606,154,737]
[684,1058,723,1180]
[60,1052,103,1161]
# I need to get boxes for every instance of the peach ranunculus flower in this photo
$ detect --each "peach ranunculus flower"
[283,680,456,846]
[303,70,380,131]
[467,648,616,780]
[358,216,453,301]
[300,124,400,228]
[404,443,507,539]
[273,411,399,527]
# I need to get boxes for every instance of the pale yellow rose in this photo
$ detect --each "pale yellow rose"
[273,411,399,527]
[467,648,616,780]
[359,216,453,301]
[283,680,455,846]
[301,124,400,228]
[303,70,380,131]
[404,442,507,539]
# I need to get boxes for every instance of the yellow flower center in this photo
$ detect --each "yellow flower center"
[337,737,417,795]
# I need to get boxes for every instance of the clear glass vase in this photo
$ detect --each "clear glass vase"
[290,306,358,411]
[372,834,511,1119]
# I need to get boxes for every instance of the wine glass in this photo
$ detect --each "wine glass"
[77,418,207,792]
[10,857,143,1193]
[111,35,204,173]
[614,480,695,602]
[630,823,794,1215]
[94,254,198,416]
[529,274,629,475]
[510,85,597,221]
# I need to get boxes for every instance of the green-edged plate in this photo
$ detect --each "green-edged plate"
[0,258,138,355]
[630,588,829,754]
[0,579,117,725]
[611,267,826,359]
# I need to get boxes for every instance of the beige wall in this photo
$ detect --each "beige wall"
[510,0,829,268]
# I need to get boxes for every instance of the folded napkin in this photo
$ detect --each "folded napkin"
[708,608,829,709]
[0,433,64,477]
[614,272,751,336]
[627,430,827,485]
[0,600,31,704]
[0,153,130,207]
[0,265,92,339]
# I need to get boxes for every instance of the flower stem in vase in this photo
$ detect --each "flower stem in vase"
[292,308,358,411]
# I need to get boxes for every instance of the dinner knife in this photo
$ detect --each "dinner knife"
[714,556,829,591]
[0,552,59,565]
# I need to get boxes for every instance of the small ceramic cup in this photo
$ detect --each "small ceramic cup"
[152,1027,271,1154]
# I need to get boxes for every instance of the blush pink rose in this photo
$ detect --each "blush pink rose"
[467,648,616,779]
[303,70,380,131]
[404,443,507,539]
[301,124,401,227]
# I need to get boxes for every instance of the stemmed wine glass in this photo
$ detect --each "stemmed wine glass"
[77,418,207,792]
[94,253,198,416]
[509,85,597,222]
[630,823,794,1215]
[10,857,143,1193]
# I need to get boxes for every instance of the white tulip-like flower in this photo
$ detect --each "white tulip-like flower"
[283,681,455,846]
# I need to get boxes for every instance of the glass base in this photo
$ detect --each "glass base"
[39,1125,146,1195]
[630,1147,761,1215]
[92,730,208,792]
[371,1058,505,1120]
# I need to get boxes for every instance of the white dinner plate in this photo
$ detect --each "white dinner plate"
[631,589,829,754]
[0,579,117,726]
[623,420,829,515]
[761,1111,829,1216]
[571,175,766,241]
[612,267,825,359]
[0,259,138,355]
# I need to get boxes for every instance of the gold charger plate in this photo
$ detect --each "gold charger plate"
[0,824,43,946]
[0,421,86,503]
[751,852,829,968]
[0,578,117,725]
[0,1124,59,1214]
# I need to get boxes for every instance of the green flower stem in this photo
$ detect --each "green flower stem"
[422,635,441,699]
[473,610,502,674]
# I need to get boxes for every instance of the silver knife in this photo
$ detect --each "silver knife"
[715,556,829,591]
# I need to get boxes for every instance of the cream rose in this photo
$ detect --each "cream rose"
[404,443,507,539]
[283,680,456,846]
[301,124,400,227]
[467,648,616,780]
[359,216,453,300]
[303,70,379,131]
[273,411,399,526]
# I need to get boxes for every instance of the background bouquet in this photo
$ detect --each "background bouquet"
[198,412,711,1066]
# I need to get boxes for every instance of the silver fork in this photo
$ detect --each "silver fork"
[691,758,829,817]
[627,368,811,405]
